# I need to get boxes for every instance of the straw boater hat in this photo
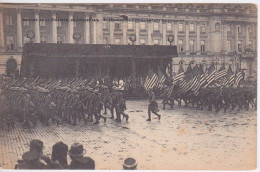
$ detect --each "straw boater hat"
[68,143,86,158]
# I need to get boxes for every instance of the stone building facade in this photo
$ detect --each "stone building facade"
[0,3,257,80]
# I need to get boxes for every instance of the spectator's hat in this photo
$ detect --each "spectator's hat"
[123,157,137,170]
[52,142,68,160]
[68,143,86,157]
[22,151,40,165]
[30,139,44,153]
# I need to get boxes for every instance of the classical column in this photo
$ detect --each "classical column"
[135,21,140,45]
[185,21,190,55]
[234,24,238,51]
[196,21,201,55]
[223,24,228,54]
[68,12,74,43]
[84,13,90,44]
[109,21,114,44]
[96,13,103,44]
[162,21,167,45]
[0,9,4,52]
[174,21,178,46]
[122,21,127,45]
[245,24,249,47]
[16,9,23,49]
[147,22,152,45]
[92,19,96,44]
[51,11,57,43]
[34,10,40,43]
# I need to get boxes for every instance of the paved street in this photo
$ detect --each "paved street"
[0,99,257,170]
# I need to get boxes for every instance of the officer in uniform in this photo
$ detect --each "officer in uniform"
[115,93,129,122]
[146,88,161,121]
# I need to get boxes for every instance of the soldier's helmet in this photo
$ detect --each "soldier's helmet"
[164,85,168,88]
[123,157,137,170]
[22,151,41,165]
[30,139,44,153]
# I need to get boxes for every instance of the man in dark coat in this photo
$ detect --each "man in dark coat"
[69,143,95,169]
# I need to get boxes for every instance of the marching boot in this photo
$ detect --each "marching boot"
[146,118,151,121]
[126,115,129,122]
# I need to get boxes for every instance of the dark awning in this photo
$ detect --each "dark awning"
[22,43,178,59]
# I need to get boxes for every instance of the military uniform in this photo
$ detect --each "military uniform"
[147,89,161,121]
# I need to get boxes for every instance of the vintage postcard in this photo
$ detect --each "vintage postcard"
[0,1,257,170]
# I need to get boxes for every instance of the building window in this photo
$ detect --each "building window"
[189,40,195,53]
[166,23,172,31]
[115,38,121,44]
[6,36,14,50]
[140,39,146,45]
[57,36,63,43]
[115,23,120,30]
[128,21,133,29]
[39,19,46,26]
[40,36,47,43]
[57,20,62,27]
[153,39,159,45]
[200,40,205,53]
[189,23,195,32]
[73,22,77,28]
[103,21,108,29]
[226,40,231,52]
[178,23,184,32]
[178,39,184,52]
[23,36,30,43]
[248,40,252,48]
[237,25,241,33]
[238,40,242,51]
[201,24,206,33]
[248,26,252,33]
[23,17,29,26]
[6,16,12,26]
[215,23,220,31]
[226,24,231,32]
[249,63,253,74]
[140,22,146,30]
[154,22,159,31]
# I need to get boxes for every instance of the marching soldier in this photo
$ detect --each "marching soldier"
[146,88,161,121]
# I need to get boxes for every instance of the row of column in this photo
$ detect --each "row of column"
[0,9,256,53]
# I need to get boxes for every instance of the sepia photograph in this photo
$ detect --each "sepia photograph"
[0,1,258,170]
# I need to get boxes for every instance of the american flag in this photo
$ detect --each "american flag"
[203,62,216,88]
[144,69,159,90]
[172,64,185,85]
[234,63,243,87]
[215,63,227,81]
[179,63,194,93]
[223,65,235,87]
[156,69,166,90]
[191,65,204,96]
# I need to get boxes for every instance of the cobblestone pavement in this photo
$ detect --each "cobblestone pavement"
[0,100,257,170]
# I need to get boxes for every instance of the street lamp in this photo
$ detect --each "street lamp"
[73,33,81,44]
[167,34,174,46]
[26,30,35,43]
[129,34,136,45]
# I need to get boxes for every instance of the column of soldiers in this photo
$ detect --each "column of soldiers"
[0,78,129,129]
[161,82,257,112]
